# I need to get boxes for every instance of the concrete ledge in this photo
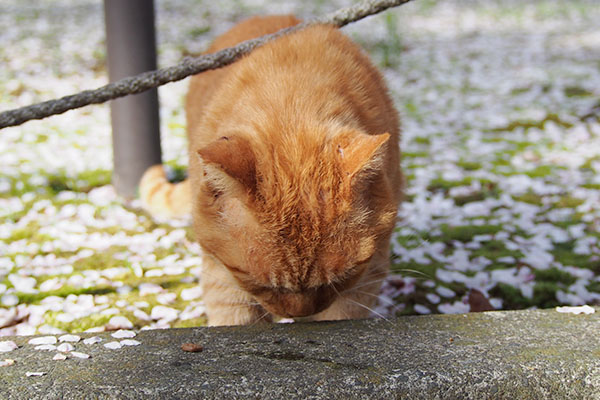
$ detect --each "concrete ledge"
[1,309,599,399]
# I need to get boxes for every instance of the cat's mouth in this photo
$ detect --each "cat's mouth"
[255,286,336,318]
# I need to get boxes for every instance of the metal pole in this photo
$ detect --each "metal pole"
[104,0,161,198]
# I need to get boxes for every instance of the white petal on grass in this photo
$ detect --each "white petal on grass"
[133,309,151,321]
[0,341,18,352]
[151,306,179,321]
[139,283,164,296]
[70,351,90,359]
[26,372,46,377]
[156,293,177,305]
[104,341,122,350]
[111,329,136,339]
[120,339,141,346]
[83,336,102,345]
[28,336,57,345]
[438,301,470,314]
[58,334,81,343]
[8,275,37,293]
[106,316,133,330]
[436,286,456,298]
[1,294,18,307]
[414,304,431,314]
[52,353,67,361]
[180,286,203,301]
[556,305,595,315]
[425,293,441,305]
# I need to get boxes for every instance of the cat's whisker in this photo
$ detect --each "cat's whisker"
[394,268,432,279]
[331,284,351,320]
[198,270,249,294]
[342,297,392,324]
[345,277,387,292]
[353,290,396,306]
[250,310,271,327]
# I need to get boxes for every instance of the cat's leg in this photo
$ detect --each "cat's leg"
[311,257,388,322]
[201,254,271,326]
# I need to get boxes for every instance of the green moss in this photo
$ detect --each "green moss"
[120,274,190,293]
[427,177,473,192]
[380,11,403,68]
[580,156,600,171]
[72,246,130,271]
[172,317,208,328]
[471,240,524,260]
[188,26,211,38]
[534,267,576,286]
[489,283,531,309]
[586,281,600,294]
[524,165,558,179]
[513,193,544,206]
[16,285,115,304]
[413,137,431,145]
[457,160,483,171]
[44,311,113,332]
[402,151,429,158]
[439,224,503,242]
[486,113,573,133]
[564,86,593,97]
[554,196,585,208]
[5,221,52,243]
[532,281,561,309]
[552,246,599,271]
[46,169,112,194]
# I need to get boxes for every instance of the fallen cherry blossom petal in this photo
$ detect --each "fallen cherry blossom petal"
[70,351,90,359]
[58,334,81,343]
[0,341,18,352]
[104,341,122,350]
[57,343,75,352]
[1,359,16,367]
[556,305,595,315]
[34,344,57,351]
[28,336,57,345]
[111,329,136,339]
[120,339,141,346]
[83,336,102,345]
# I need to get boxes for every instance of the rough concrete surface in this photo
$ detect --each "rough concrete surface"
[1,309,599,399]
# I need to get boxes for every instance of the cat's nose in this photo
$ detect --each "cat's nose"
[264,289,333,318]
[283,295,320,317]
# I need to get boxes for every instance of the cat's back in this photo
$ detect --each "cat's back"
[191,23,399,157]
[186,15,301,134]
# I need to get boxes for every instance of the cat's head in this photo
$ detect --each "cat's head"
[193,128,396,318]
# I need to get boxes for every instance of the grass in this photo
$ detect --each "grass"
[1,0,599,333]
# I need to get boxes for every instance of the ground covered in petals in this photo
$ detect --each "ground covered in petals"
[1,0,599,335]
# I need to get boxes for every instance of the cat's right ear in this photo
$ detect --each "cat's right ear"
[197,135,257,193]
[336,131,390,181]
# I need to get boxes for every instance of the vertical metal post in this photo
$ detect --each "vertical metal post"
[104,0,161,198]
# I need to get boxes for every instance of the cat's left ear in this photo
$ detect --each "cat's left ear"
[197,135,257,192]
[336,131,390,180]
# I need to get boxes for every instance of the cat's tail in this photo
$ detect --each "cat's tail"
[139,165,191,218]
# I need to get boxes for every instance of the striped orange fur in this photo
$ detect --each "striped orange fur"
[140,15,403,326]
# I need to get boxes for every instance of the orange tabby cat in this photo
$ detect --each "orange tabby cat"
[140,15,403,326]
